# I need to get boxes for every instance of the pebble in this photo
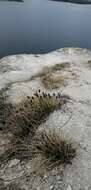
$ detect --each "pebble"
[67,184,72,190]
[50,185,54,190]
[8,159,20,168]
[57,175,61,180]
[36,187,40,190]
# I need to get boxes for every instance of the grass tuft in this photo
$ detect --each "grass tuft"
[6,91,69,138]
[31,62,70,89]
[42,73,67,89]
[31,128,76,171]
[51,62,70,71]
[87,60,91,68]
[0,89,12,127]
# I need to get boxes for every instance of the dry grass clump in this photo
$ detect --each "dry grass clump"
[31,128,76,171]
[32,62,70,79]
[51,62,70,72]
[42,73,67,89]
[0,137,31,163]
[87,60,91,68]
[6,90,69,138]
[31,62,70,89]
[0,89,12,127]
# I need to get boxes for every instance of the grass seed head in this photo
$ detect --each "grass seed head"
[6,91,69,138]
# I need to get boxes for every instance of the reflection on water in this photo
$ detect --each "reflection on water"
[50,0,91,4]
[0,0,23,2]
[0,0,91,57]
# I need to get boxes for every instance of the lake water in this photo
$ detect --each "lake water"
[0,0,91,57]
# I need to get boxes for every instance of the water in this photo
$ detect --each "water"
[0,0,91,57]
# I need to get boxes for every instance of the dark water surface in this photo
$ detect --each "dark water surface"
[0,0,91,57]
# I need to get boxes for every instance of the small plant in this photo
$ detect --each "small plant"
[6,90,69,138]
[31,128,76,171]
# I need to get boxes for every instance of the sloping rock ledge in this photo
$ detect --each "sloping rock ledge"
[0,48,91,190]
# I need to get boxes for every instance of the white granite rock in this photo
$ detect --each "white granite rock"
[0,48,91,190]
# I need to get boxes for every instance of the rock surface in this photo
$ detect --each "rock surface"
[0,48,91,190]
